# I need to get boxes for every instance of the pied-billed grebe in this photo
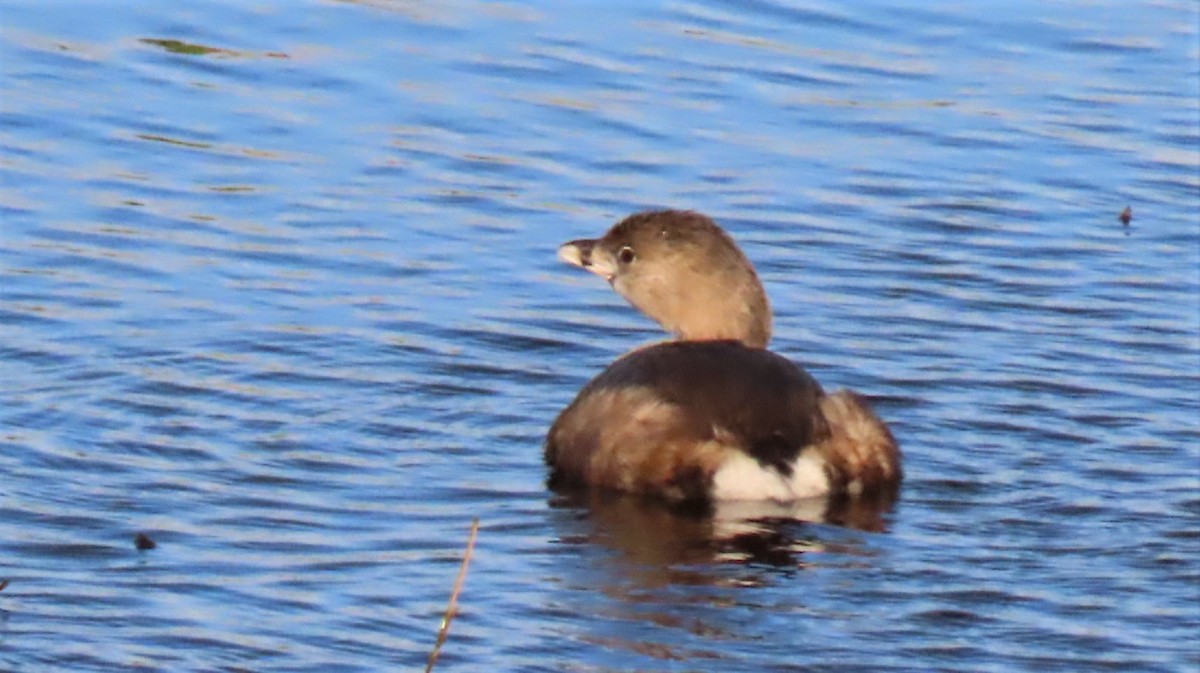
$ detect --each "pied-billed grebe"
[546,210,900,503]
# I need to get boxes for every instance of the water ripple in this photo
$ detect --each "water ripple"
[2,0,1198,671]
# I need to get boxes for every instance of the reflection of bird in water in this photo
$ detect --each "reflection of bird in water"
[550,487,897,585]
[547,210,901,506]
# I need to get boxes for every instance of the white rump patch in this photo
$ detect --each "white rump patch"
[711,451,829,501]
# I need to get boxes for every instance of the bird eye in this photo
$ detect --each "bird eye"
[618,246,636,264]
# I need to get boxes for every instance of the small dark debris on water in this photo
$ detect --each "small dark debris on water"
[135,533,157,551]
[1119,206,1132,225]
[0,579,8,592]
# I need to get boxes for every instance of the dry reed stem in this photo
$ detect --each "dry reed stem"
[425,517,480,673]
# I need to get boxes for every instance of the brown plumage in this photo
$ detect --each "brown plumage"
[546,210,900,504]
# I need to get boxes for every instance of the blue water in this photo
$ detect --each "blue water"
[2,1,1198,671]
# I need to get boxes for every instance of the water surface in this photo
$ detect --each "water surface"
[2,1,1198,671]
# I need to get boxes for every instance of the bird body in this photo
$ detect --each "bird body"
[546,210,900,504]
